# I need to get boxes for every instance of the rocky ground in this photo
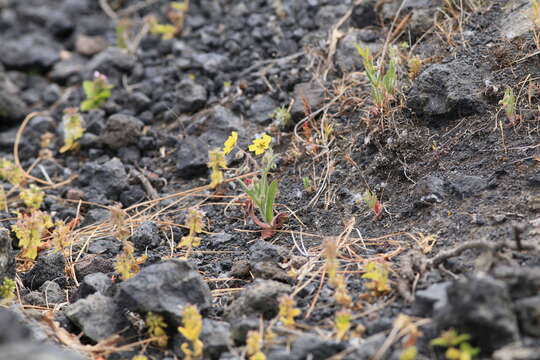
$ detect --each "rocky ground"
[0,0,539,359]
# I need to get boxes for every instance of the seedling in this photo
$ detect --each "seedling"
[207,149,226,189]
[335,310,351,340]
[302,177,314,193]
[178,305,203,360]
[148,1,189,39]
[278,294,301,328]
[240,143,288,239]
[115,240,146,281]
[362,261,391,295]
[431,329,480,360]
[80,71,113,111]
[272,106,292,128]
[146,312,168,347]
[19,184,45,209]
[363,190,382,220]
[51,220,69,256]
[12,210,53,260]
[499,87,518,124]
[356,45,398,110]
[0,159,25,186]
[324,239,353,307]
[246,330,266,360]
[60,108,85,153]
[0,277,16,302]
[408,56,422,80]
[178,208,204,258]
[0,187,7,212]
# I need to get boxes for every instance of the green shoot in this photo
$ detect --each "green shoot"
[0,159,25,186]
[81,71,113,112]
[178,305,203,360]
[278,294,301,328]
[499,87,516,122]
[19,184,45,209]
[335,310,351,340]
[60,108,85,153]
[272,106,292,128]
[240,148,279,225]
[0,277,16,302]
[12,210,53,260]
[431,329,480,360]
[362,261,391,295]
[178,208,204,258]
[207,149,226,189]
[146,312,168,347]
[363,190,382,219]
[356,45,398,110]
[246,330,266,360]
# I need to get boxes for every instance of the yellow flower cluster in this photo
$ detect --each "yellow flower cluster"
[248,134,272,155]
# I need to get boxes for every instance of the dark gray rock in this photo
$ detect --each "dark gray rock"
[76,272,112,300]
[413,175,446,205]
[86,47,136,81]
[248,241,290,282]
[225,280,291,321]
[0,72,29,124]
[449,174,488,198]
[75,256,115,280]
[192,53,229,75]
[175,79,207,113]
[493,344,540,360]
[412,281,450,316]
[335,28,382,74]
[65,293,128,342]
[131,221,161,251]
[24,291,46,306]
[173,319,232,359]
[436,273,519,352]
[0,33,60,70]
[351,0,377,28]
[291,335,346,360]
[175,136,210,178]
[79,157,128,200]
[515,296,540,337]
[291,82,325,122]
[230,316,259,345]
[0,227,14,281]
[101,114,143,150]
[343,333,386,360]
[80,208,110,227]
[88,237,121,255]
[315,4,349,28]
[0,308,33,343]
[0,342,84,360]
[407,60,488,118]
[49,56,86,84]
[493,265,540,300]
[116,260,212,324]
[39,281,65,304]
[250,95,277,124]
[186,105,242,143]
[23,250,66,290]
[381,0,443,37]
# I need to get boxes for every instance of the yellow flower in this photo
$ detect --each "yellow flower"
[223,131,238,155]
[248,134,272,155]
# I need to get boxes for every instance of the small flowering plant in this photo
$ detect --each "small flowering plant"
[81,71,113,111]
[214,131,287,239]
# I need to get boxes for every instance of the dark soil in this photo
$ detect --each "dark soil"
[0,0,539,359]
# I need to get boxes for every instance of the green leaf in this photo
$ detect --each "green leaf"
[82,81,95,98]
[80,99,95,112]
[264,180,278,224]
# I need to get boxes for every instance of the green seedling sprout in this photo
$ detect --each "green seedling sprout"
[81,71,113,111]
